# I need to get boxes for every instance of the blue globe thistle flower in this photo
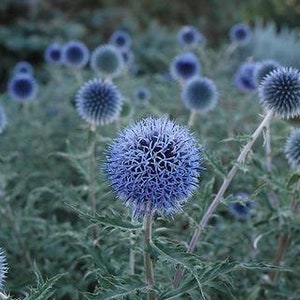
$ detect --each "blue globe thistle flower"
[0,106,7,134]
[0,248,7,291]
[133,87,151,106]
[120,48,135,66]
[228,192,255,220]
[44,42,63,65]
[13,61,34,75]
[90,44,124,78]
[109,30,132,49]
[284,128,300,170]
[229,23,251,45]
[104,117,203,217]
[233,61,257,92]
[259,67,300,119]
[254,60,281,86]
[62,40,89,69]
[8,74,38,102]
[170,52,200,82]
[177,25,205,48]
[181,76,218,113]
[75,78,123,126]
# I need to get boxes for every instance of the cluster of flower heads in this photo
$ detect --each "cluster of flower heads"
[0,106,7,134]
[177,25,205,49]
[0,248,7,291]
[228,192,255,221]
[133,86,152,106]
[233,61,257,93]
[229,23,251,45]
[104,117,203,217]
[285,128,300,170]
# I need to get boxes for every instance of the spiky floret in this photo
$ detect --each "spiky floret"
[233,61,257,92]
[229,23,251,45]
[44,42,63,65]
[177,25,204,48]
[285,128,300,170]
[62,40,89,69]
[75,78,123,126]
[0,106,7,134]
[181,76,218,113]
[259,67,300,119]
[254,59,281,86]
[109,30,132,49]
[8,74,38,102]
[0,248,8,291]
[104,117,203,217]
[90,44,124,78]
[170,52,200,82]
[13,61,34,75]
[133,87,151,106]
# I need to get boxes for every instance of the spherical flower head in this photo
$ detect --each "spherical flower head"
[259,67,300,119]
[8,73,38,102]
[285,128,300,170]
[254,59,281,86]
[90,44,124,78]
[228,192,255,220]
[229,23,251,45]
[120,48,135,66]
[170,52,200,82]
[0,248,8,291]
[177,25,204,48]
[233,61,257,92]
[62,40,89,69]
[181,76,218,113]
[13,61,34,75]
[75,78,123,126]
[104,117,203,217]
[133,87,151,106]
[44,42,63,65]
[109,30,132,49]
[0,106,7,134]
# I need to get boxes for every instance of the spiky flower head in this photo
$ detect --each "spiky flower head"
[254,59,281,86]
[44,42,63,65]
[104,117,203,217]
[62,40,89,69]
[109,30,132,49]
[8,73,38,102]
[233,61,257,92]
[228,192,255,220]
[181,76,218,113]
[170,52,200,82]
[259,67,300,119]
[13,61,34,75]
[0,106,7,134]
[284,128,300,170]
[229,23,251,45]
[90,44,124,78]
[75,78,123,126]
[177,25,204,48]
[0,248,7,291]
[133,87,151,106]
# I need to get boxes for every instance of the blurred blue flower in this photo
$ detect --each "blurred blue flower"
[170,52,200,82]
[259,67,300,119]
[75,78,123,126]
[233,61,257,92]
[285,128,300,170]
[177,25,205,48]
[228,192,255,220]
[62,40,89,69]
[254,59,281,86]
[13,61,34,75]
[120,48,135,67]
[0,106,7,134]
[109,30,132,49]
[0,248,7,291]
[44,42,63,65]
[133,87,151,106]
[104,117,203,217]
[8,74,38,102]
[229,23,251,45]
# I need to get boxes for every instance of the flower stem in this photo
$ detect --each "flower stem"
[173,110,274,287]
[188,110,197,127]
[129,214,136,275]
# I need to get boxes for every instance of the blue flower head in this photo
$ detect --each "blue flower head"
[170,52,200,82]
[0,106,7,134]
[228,192,255,220]
[90,44,124,78]
[177,25,205,48]
[13,61,34,75]
[120,48,135,66]
[104,117,203,217]
[285,128,300,170]
[254,59,281,86]
[133,87,151,106]
[75,78,123,126]
[62,40,89,69]
[44,42,63,65]
[229,23,251,45]
[181,76,218,113]
[109,30,132,49]
[259,67,300,119]
[8,74,38,102]
[233,61,257,92]
[0,248,7,291]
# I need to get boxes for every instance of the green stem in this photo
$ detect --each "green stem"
[129,215,136,275]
